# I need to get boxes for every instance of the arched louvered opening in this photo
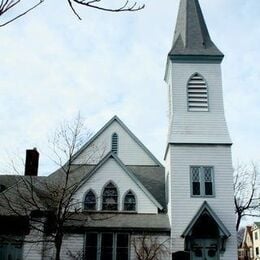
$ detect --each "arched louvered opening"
[187,73,208,112]
[123,190,136,211]
[111,133,118,154]
[102,182,118,211]
[84,190,97,210]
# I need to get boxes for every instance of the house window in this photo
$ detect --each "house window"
[255,231,258,240]
[102,182,118,211]
[85,233,129,260]
[84,190,96,210]
[187,73,208,112]
[0,239,23,260]
[123,191,136,211]
[256,247,259,256]
[111,133,118,154]
[191,166,214,197]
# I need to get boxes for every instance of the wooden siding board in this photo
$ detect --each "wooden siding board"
[168,63,232,144]
[73,158,158,214]
[74,120,157,166]
[167,145,237,259]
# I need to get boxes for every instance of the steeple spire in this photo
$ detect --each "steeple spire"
[169,0,223,60]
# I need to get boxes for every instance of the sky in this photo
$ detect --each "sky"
[0,0,260,175]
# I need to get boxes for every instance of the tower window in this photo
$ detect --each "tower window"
[102,182,118,211]
[84,190,97,210]
[187,73,208,112]
[123,191,136,211]
[190,166,214,197]
[111,133,118,154]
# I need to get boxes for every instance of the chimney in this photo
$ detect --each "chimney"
[24,148,39,176]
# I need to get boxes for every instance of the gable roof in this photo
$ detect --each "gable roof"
[71,115,163,167]
[169,0,223,60]
[182,201,231,238]
[76,152,163,210]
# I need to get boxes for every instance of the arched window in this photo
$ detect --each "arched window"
[111,133,118,154]
[123,191,136,211]
[187,73,208,112]
[102,182,118,211]
[84,190,96,210]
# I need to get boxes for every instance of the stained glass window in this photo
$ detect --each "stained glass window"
[124,191,136,211]
[84,190,96,210]
[102,182,118,211]
[191,166,214,197]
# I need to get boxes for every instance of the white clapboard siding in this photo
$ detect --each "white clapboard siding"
[73,157,158,214]
[167,63,232,144]
[73,120,157,166]
[166,145,237,259]
[23,221,44,260]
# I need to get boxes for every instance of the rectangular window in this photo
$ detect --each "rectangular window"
[85,233,98,260]
[256,247,259,256]
[0,240,23,260]
[191,166,214,197]
[116,234,129,260]
[255,231,258,240]
[101,233,113,260]
[85,233,129,260]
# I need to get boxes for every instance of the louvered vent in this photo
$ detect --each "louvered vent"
[111,133,118,154]
[187,73,208,111]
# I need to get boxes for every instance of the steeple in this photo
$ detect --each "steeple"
[169,0,223,60]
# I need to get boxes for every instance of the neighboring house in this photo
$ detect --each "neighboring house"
[238,226,254,260]
[0,0,238,259]
[252,223,260,259]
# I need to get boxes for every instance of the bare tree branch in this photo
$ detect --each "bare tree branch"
[0,0,44,27]
[68,0,145,20]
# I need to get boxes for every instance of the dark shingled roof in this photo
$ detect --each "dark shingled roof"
[169,0,223,59]
[128,166,166,208]
[64,213,170,232]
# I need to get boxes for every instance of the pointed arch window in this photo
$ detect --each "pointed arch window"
[111,133,118,154]
[187,73,208,111]
[84,190,97,210]
[123,191,136,211]
[102,182,118,211]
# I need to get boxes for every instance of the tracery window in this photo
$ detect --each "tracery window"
[191,166,214,197]
[84,190,97,210]
[123,191,136,211]
[102,182,118,211]
[187,73,208,112]
[111,133,118,154]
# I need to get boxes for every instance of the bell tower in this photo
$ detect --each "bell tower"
[165,0,237,259]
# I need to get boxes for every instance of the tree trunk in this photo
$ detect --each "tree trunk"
[55,233,63,260]
[236,213,242,231]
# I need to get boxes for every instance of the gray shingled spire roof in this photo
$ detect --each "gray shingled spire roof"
[169,0,223,59]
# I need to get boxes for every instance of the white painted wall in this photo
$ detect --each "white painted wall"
[166,62,231,144]
[73,120,157,166]
[23,221,44,260]
[167,144,237,259]
[73,157,158,214]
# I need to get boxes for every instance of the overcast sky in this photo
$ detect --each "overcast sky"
[0,0,259,175]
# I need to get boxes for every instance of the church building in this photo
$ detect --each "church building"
[0,0,237,259]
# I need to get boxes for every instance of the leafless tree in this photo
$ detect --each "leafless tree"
[234,163,260,231]
[0,114,106,260]
[0,0,144,27]
[132,234,170,260]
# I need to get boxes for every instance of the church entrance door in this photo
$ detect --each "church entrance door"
[190,239,219,260]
